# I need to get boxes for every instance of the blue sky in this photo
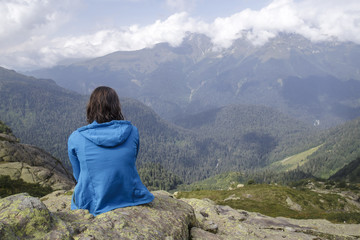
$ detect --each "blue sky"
[74,0,273,27]
[0,0,359,70]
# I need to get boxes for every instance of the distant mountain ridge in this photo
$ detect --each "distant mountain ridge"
[29,32,360,127]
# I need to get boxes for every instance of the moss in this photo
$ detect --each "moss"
[63,191,73,196]
[21,210,52,238]
[0,195,54,239]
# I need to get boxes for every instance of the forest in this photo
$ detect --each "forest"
[0,67,360,191]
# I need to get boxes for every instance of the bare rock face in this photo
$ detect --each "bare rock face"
[0,134,74,190]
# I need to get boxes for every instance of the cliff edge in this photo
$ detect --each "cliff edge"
[0,122,74,191]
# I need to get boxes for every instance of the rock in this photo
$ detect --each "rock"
[224,194,241,202]
[191,227,224,240]
[286,196,302,211]
[182,198,360,240]
[202,220,218,233]
[0,133,17,143]
[42,191,197,239]
[279,217,360,239]
[1,191,360,239]
[0,136,74,190]
[0,193,70,239]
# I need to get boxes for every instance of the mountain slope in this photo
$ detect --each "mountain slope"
[174,104,321,167]
[181,116,360,186]
[263,116,360,180]
[329,157,360,183]
[0,67,87,165]
[29,33,360,127]
[1,67,326,184]
[1,67,214,183]
[299,117,360,179]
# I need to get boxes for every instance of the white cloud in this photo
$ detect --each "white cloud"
[0,0,360,70]
[206,0,360,47]
[37,13,204,66]
[295,0,360,43]
[0,0,74,47]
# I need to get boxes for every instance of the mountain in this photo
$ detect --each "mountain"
[29,33,360,127]
[1,67,323,184]
[178,116,360,188]
[264,117,360,180]
[0,66,87,165]
[0,66,206,183]
[173,104,321,167]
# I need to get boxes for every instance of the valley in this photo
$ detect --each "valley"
[1,33,360,193]
[1,66,360,191]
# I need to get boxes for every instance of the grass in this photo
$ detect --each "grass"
[177,184,360,224]
[176,172,244,191]
[269,145,322,171]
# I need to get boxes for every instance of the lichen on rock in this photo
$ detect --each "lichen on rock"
[0,193,70,239]
[42,190,197,239]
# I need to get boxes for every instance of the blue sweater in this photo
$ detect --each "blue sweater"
[68,120,154,216]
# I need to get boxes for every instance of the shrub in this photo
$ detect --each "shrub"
[0,175,53,198]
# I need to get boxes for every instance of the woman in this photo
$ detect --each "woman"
[68,86,154,216]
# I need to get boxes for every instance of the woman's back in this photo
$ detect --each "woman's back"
[68,87,153,216]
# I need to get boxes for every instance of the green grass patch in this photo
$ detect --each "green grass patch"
[177,184,360,223]
[270,145,322,171]
[177,172,244,191]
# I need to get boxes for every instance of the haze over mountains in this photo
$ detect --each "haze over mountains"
[0,66,315,183]
[1,65,360,186]
[30,33,360,127]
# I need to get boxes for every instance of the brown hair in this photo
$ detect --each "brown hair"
[86,86,124,124]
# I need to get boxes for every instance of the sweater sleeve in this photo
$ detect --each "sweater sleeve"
[68,133,80,183]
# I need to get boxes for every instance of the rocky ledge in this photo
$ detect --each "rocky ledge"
[1,191,359,240]
[0,136,74,190]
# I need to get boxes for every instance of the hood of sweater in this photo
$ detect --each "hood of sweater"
[77,120,133,147]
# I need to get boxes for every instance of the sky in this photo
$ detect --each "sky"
[0,0,359,71]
